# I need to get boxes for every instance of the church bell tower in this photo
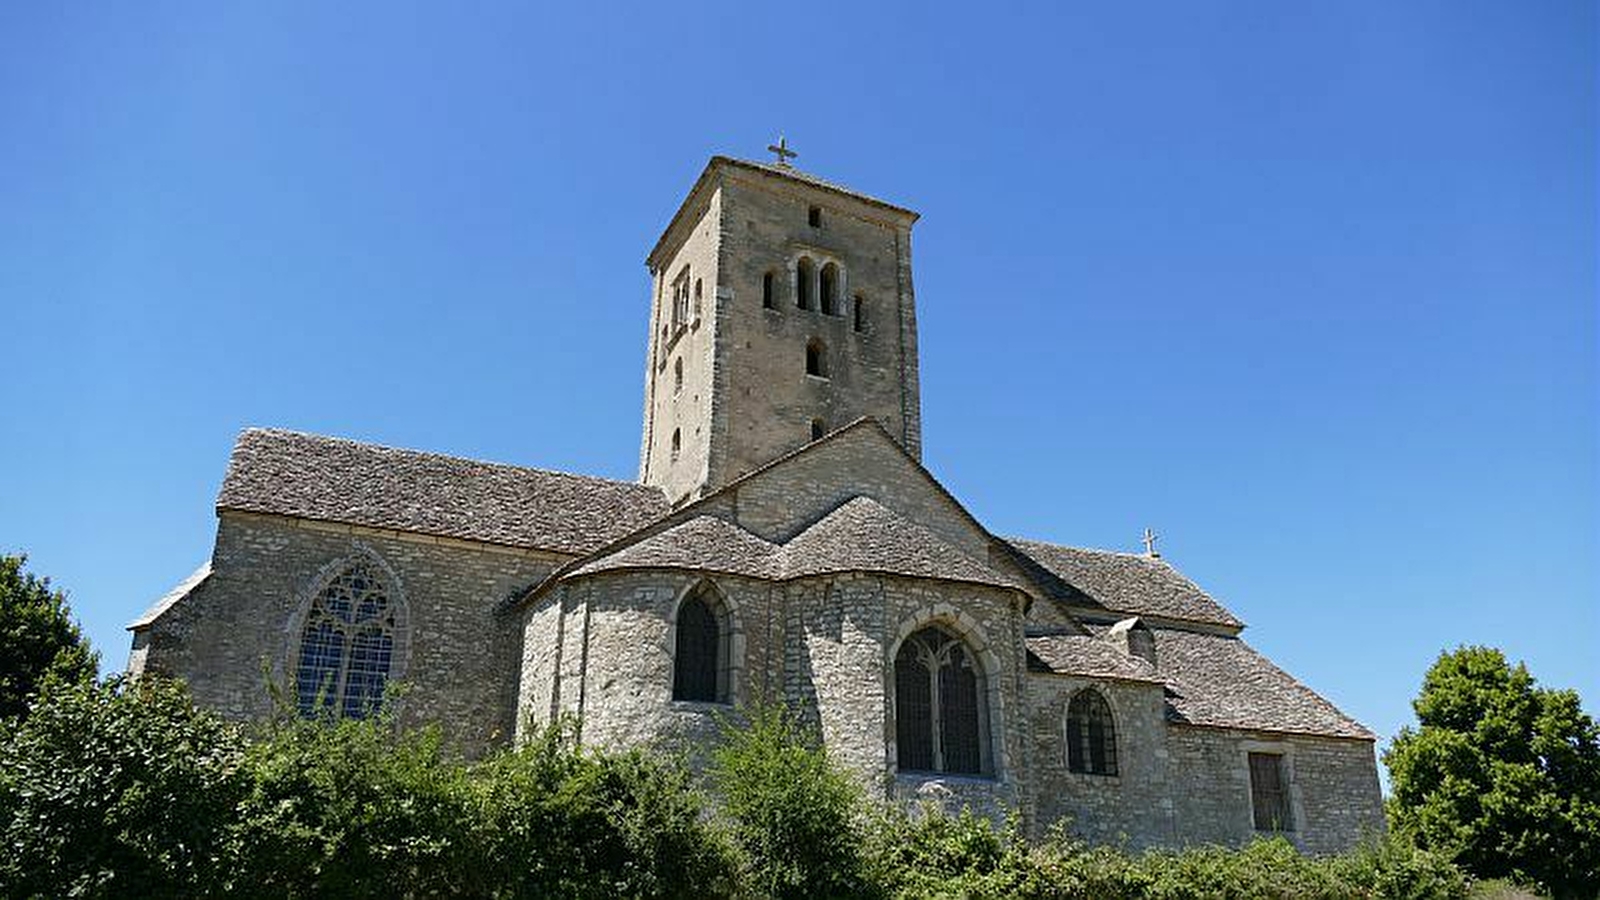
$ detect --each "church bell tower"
[638,151,923,504]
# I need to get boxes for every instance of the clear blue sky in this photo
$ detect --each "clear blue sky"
[2,3,1594,764]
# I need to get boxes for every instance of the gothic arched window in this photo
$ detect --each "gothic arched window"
[1067,688,1118,776]
[673,586,731,703]
[295,561,397,719]
[819,262,840,316]
[895,627,988,776]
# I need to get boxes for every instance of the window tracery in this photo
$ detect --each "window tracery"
[294,561,397,719]
[895,627,987,776]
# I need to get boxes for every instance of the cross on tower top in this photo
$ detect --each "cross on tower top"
[1142,527,1161,558]
[767,135,798,167]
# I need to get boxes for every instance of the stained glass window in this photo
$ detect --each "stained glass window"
[294,561,396,719]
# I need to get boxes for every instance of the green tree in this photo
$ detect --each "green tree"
[1386,645,1600,898]
[0,554,98,719]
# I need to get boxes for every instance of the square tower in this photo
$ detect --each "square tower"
[639,156,922,503]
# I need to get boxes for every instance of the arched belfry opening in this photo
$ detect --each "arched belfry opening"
[796,257,815,310]
[820,262,840,316]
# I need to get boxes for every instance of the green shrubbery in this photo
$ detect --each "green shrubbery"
[1,679,1481,899]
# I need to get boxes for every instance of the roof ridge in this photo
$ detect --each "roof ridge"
[1005,536,1153,560]
[237,427,657,494]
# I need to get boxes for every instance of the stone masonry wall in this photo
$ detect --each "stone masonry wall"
[711,171,920,488]
[519,566,1029,816]
[140,511,564,755]
[1166,726,1384,855]
[727,425,989,557]
[639,191,722,503]
[1027,674,1174,848]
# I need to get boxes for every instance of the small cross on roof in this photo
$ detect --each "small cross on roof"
[767,135,798,167]
[1142,527,1161,558]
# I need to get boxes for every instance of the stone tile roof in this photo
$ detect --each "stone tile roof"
[217,429,669,556]
[784,497,1025,588]
[569,497,1027,592]
[1025,634,1162,683]
[1006,539,1244,629]
[129,562,211,629]
[1141,627,1372,739]
[571,516,782,580]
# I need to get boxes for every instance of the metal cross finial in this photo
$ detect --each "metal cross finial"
[1142,527,1160,557]
[767,135,798,167]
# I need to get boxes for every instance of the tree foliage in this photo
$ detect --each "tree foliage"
[710,705,872,899]
[1386,645,1600,898]
[0,553,98,719]
[1,677,1477,898]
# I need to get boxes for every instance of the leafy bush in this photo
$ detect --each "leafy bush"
[710,705,871,899]
[467,720,736,899]
[1,679,1481,899]
[0,676,246,898]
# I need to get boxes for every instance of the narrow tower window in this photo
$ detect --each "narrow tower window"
[853,293,867,333]
[796,257,814,310]
[693,278,703,318]
[810,418,825,441]
[673,357,683,396]
[820,263,839,316]
[808,205,822,227]
[762,271,776,309]
[805,338,828,378]
[670,428,681,462]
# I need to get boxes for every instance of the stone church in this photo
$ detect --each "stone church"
[129,154,1383,852]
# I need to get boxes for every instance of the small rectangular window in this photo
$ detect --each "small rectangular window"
[808,205,821,227]
[1248,752,1294,831]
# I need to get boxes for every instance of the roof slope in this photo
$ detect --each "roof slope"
[566,497,1026,592]
[1007,539,1243,629]
[783,497,1025,588]
[1025,634,1162,683]
[573,516,782,580]
[218,429,669,555]
[1152,628,1372,739]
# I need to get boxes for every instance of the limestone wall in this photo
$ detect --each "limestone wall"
[1026,674,1174,848]
[639,191,722,503]
[710,171,921,488]
[139,511,562,754]
[1166,726,1384,854]
[519,567,1029,813]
